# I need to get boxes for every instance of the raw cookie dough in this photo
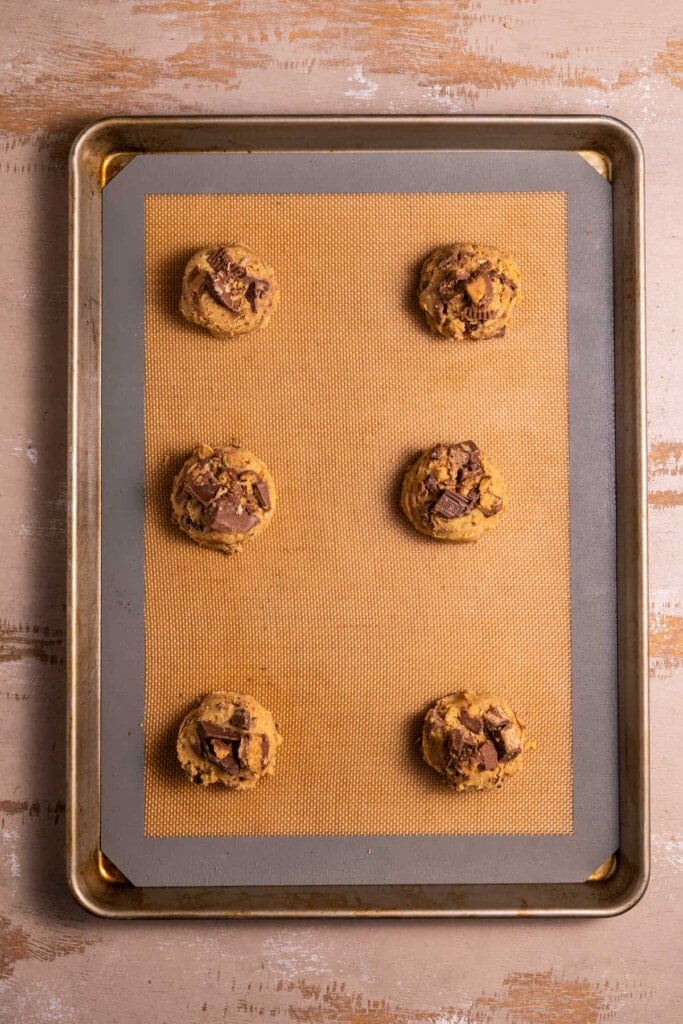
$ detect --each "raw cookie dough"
[177,691,283,789]
[179,244,279,337]
[401,441,507,542]
[171,443,276,555]
[417,243,521,341]
[421,690,530,791]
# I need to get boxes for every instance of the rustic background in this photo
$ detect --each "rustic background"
[0,1,681,1021]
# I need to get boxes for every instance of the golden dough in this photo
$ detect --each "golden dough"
[180,244,279,337]
[171,443,276,555]
[417,243,521,341]
[177,691,283,790]
[421,690,530,791]
[401,441,507,542]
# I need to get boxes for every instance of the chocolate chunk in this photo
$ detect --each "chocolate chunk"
[261,735,270,767]
[446,728,464,761]
[431,490,471,520]
[205,252,249,313]
[460,739,479,766]
[479,740,499,771]
[195,720,243,775]
[437,251,459,270]
[207,495,259,534]
[447,445,470,470]
[219,750,240,776]
[207,273,243,314]
[231,706,251,730]
[196,721,241,744]
[185,471,220,505]
[463,306,497,321]
[497,726,522,762]
[459,709,483,733]
[253,480,271,511]
[429,444,447,460]
[457,440,480,457]
[483,707,510,732]
[499,273,518,291]
[245,277,269,312]
[206,247,234,274]
[424,474,440,494]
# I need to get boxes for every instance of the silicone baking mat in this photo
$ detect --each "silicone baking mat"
[100,151,617,886]
[144,191,571,838]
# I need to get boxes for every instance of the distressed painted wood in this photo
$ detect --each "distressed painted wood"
[1,0,682,1020]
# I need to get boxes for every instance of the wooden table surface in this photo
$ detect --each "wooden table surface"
[1,2,681,1021]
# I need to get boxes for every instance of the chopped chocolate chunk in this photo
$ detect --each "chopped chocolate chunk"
[446,728,464,761]
[261,735,270,767]
[447,444,470,469]
[245,277,270,311]
[231,706,251,730]
[219,750,240,776]
[479,740,499,771]
[463,305,497,321]
[253,480,271,511]
[424,474,440,494]
[196,721,241,744]
[195,720,244,774]
[438,251,460,270]
[206,247,234,274]
[429,444,447,460]
[460,739,479,765]
[431,489,471,520]
[459,710,483,733]
[499,273,518,291]
[207,495,259,534]
[185,471,220,505]
[207,273,243,314]
[457,440,479,456]
[496,726,522,762]
[484,707,510,732]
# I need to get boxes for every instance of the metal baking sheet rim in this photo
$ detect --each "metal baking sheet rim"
[67,115,648,918]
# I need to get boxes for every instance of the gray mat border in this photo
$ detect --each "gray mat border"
[101,150,617,887]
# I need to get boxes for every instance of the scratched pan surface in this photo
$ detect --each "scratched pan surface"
[67,116,647,917]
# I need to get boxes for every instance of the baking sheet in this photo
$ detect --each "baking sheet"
[101,151,617,886]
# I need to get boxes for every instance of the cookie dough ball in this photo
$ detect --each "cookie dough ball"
[171,443,276,555]
[417,243,521,341]
[180,244,279,337]
[401,441,506,542]
[177,691,283,789]
[421,691,529,791]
